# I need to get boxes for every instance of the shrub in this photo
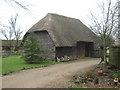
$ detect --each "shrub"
[113,70,120,78]
[22,32,45,64]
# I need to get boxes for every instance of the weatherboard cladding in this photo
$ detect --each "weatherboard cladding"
[35,31,55,60]
[27,13,100,47]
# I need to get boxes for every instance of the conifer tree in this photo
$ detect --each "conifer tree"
[23,32,44,64]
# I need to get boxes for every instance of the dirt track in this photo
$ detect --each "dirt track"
[2,58,100,88]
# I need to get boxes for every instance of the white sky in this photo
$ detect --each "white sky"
[0,0,117,39]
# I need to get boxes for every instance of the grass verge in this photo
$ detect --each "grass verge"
[2,56,56,75]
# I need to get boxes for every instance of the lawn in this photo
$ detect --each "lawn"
[2,56,56,75]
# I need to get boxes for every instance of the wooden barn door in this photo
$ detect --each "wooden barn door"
[77,42,86,57]
[85,42,93,57]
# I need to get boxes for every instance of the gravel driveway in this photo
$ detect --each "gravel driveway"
[2,58,100,88]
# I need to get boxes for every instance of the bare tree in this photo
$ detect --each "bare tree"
[0,14,23,50]
[0,22,14,48]
[9,14,23,50]
[3,0,30,11]
[89,0,118,64]
[0,0,30,39]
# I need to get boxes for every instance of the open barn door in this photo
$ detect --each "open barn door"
[77,41,93,57]
[85,42,93,57]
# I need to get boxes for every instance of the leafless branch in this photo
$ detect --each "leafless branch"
[3,0,30,12]
[89,0,118,64]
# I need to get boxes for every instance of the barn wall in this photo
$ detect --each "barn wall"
[85,42,94,57]
[77,41,94,57]
[25,31,55,60]
[34,31,55,60]
[93,43,101,58]
[56,42,95,59]
[24,31,100,60]
[77,42,85,57]
[56,47,77,58]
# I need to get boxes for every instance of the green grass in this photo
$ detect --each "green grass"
[69,87,86,90]
[0,57,2,75]
[2,56,56,75]
[113,70,120,78]
[70,86,84,88]
[78,56,85,59]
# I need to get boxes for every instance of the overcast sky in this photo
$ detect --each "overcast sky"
[0,0,118,39]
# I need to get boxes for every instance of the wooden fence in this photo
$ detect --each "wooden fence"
[109,45,120,68]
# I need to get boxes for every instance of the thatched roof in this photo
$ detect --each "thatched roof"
[27,13,100,46]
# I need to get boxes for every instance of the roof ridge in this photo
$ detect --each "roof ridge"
[47,13,80,21]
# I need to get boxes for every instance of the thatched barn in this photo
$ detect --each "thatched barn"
[23,13,101,60]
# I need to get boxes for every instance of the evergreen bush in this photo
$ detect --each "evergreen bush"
[22,32,44,64]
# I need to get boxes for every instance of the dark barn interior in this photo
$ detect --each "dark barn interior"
[77,41,93,57]
[55,42,94,58]
[55,47,76,58]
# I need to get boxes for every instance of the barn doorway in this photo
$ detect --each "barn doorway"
[85,42,93,57]
[77,41,93,57]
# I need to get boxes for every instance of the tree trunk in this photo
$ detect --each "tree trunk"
[103,38,109,65]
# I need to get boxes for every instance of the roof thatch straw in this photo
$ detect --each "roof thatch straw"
[27,13,100,46]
